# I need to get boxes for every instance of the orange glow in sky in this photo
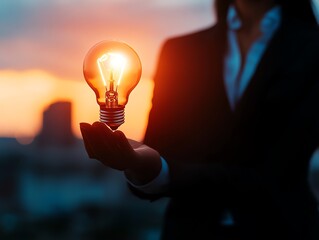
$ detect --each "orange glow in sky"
[0,0,215,143]
[0,70,153,142]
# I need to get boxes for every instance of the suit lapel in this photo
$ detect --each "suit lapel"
[232,19,303,122]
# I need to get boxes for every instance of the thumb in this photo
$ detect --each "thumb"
[113,130,133,151]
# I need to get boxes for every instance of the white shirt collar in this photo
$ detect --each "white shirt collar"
[227,4,282,33]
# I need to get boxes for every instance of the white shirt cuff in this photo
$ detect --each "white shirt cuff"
[126,156,170,194]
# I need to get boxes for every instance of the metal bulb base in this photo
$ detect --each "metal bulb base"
[99,105,125,130]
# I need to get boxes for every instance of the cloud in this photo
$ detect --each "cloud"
[0,0,214,80]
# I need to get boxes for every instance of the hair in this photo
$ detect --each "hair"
[215,0,318,26]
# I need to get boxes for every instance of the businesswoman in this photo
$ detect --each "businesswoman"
[80,0,319,239]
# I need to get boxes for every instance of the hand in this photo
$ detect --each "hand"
[80,122,162,184]
[80,121,138,170]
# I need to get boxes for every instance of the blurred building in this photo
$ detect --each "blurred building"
[0,101,167,240]
[35,101,76,147]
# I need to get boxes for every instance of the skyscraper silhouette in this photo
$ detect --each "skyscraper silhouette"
[36,101,75,147]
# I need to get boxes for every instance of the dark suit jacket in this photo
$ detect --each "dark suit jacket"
[139,17,319,240]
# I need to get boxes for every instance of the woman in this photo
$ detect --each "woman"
[80,0,319,239]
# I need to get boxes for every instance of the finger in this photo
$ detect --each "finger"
[113,131,133,152]
[91,122,118,152]
[113,131,138,170]
[82,126,113,164]
[80,122,92,129]
[80,123,97,158]
[89,122,128,167]
[87,122,133,171]
[82,133,98,159]
[127,139,143,149]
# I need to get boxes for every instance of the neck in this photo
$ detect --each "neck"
[234,0,276,28]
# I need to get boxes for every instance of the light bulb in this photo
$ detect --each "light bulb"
[83,41,142,130]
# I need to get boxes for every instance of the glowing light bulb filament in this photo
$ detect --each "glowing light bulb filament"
[97,52,127,108]
[110,70,115,91]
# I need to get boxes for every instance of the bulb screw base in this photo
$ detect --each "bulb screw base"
[99,105,125,130]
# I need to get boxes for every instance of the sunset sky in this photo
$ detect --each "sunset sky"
[0,0,318,142]
[0,0,214,141]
